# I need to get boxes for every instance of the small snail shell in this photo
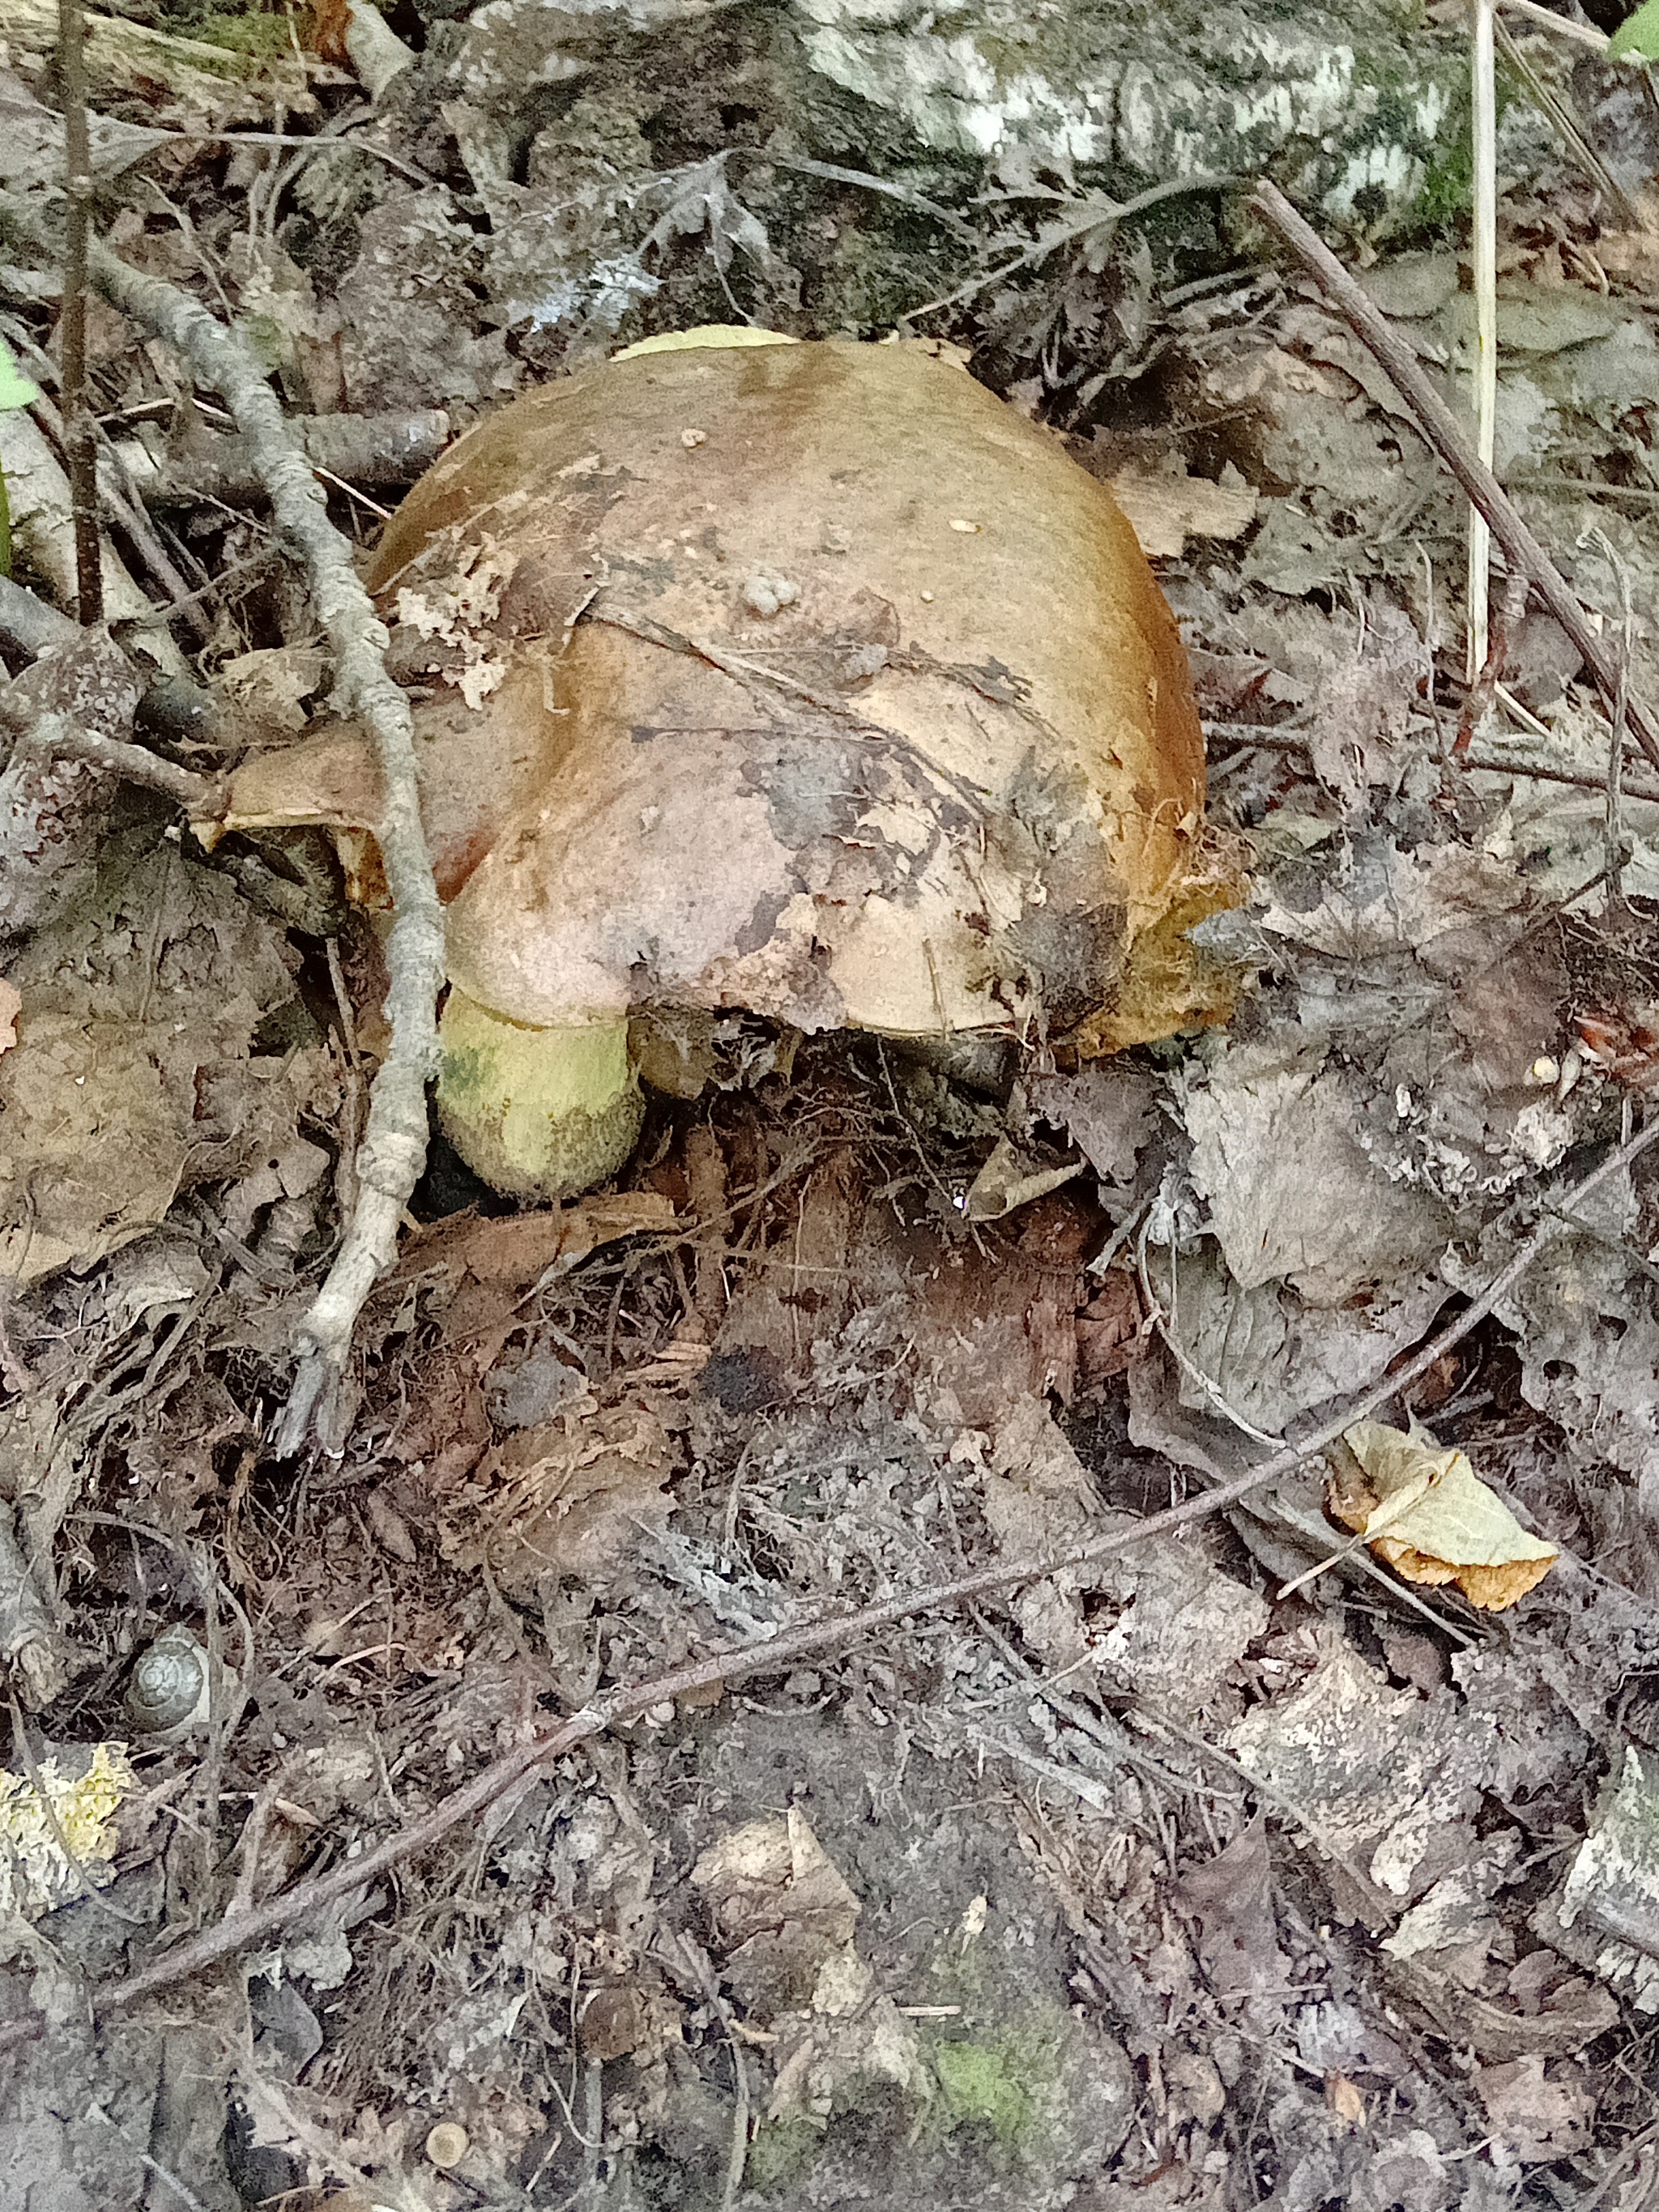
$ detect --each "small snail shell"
[424,2123,469,2170]
[124,1626,213,1742]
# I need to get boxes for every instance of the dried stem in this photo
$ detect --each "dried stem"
[1250,181,1659,772]
[0,191,448,1451]
[56,0,101,625]
[1455,566,1529,756]
[1461,750,1659,807]
[1467,0,1497,682]
[1495,0,1607,48]
[1597,529,1637,907]
[2,707,215,811]
[5,1112,1647,2039]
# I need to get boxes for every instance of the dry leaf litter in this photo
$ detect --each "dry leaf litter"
[5,3,1659,2208]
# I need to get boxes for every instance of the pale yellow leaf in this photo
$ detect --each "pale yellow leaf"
[1341,1419,1558,1611]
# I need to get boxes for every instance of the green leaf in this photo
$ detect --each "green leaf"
[1610,0,1659,60]
[0,336,38,414]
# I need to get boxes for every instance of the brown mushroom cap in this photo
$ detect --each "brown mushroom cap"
[357,337,1216,1051]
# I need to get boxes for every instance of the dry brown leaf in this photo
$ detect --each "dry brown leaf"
[688,1809,925,2114]
[402,1191,676,1298]
[1324,2073,1366,2127]
[1172,1819,1285,1997]
[439,1393,677,1595]
[1332,1420,1558,1611]
[1476,2054,1594,2167]
[0,844,305,1278]
[0,979,17,1054]
[1107,462,1259,560]
[691,1808,862,1958]
[962,1136,1083,1221]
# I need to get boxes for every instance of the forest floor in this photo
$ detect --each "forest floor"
[6,2,1659,2208]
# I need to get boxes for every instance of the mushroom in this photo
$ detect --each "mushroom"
[207,330,1237,1199]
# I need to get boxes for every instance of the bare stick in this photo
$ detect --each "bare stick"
[1455,566,1529,756]
[1497,0,1608,53]
[0,703,215,810]
[0,193,448,1450]
[5,1112,1647,2039]
[1210,716,1659,808]
[1461,751,1659,807]
[1250,181,1659,772]
[1603,534,1636,906]
[57,0,101,625]
[1468,0,1498,682]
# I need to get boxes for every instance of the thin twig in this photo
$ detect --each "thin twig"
[740,149,980,245]
[1496,0,1609,53]
[1586,527,1637,909]
[904,173,1237,323]
[1,319,209,638]
[56,0,101,625]
[1468,0,1498,683]
[1455,565,1529,754]
[5,1113,1649,2041]
[0,193,448,1452]
[1250,181,1659,772]
[1456,749,1659,806]
[4,708,215,811]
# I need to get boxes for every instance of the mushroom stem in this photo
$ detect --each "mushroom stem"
[436,991,643,1201]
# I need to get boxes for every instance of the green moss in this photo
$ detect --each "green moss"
[745,2112,822,2193]
[932,2039,1035,2146]
[1414,113,1475,226]
[188,8,294,54]
[919,2014,1068,2164]
[154,0,292,61]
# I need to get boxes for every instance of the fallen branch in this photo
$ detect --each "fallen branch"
[1209,718,1659,808]
[1496,0,1609,53]
[115,408,450,509]
[1250,180,1659,774]
[11,710,214,812]
[0,190,448,1452]
[13,1112,1648,2039]
[89,251,441,1449]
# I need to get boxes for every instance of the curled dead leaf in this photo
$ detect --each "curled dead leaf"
[1329,1420,1558,1611]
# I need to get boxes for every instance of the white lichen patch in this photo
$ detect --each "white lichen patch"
[0,1742,135,1919]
